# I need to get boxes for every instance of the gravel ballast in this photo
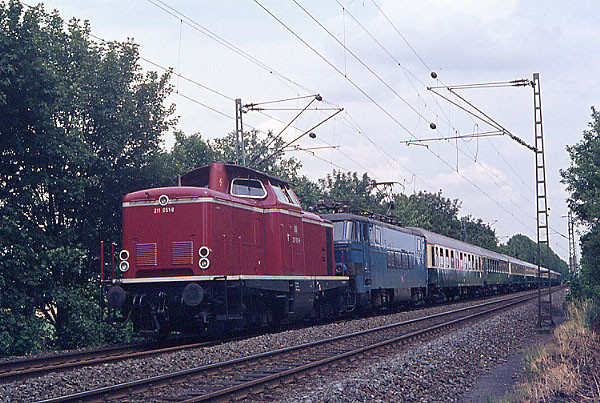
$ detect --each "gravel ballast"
[270,290,566,402]
[0,290,553,402]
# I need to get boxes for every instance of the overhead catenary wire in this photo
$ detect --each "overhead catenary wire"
[293,0,545,217]
[252,0,564,245]
[369,0,433,74]
[146,1,570,251]
[291,0,431,125]
[144,0,408,182]
[115,2,534,227]
[145,0,422,187]
[344,0,547,211]
[244,94,320,107]
[95,1,567,249]
[358,0,541,183]
[31,1,569,253]
[147,0,314,94]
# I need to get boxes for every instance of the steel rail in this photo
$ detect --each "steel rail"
[0,339,213,382]
[183,288,561,402]
[2,288,532,383]
[38,287,562,402]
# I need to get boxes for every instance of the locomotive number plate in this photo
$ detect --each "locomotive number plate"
[153,206,175,214]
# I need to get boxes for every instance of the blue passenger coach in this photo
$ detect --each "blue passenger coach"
[323,213,427,309]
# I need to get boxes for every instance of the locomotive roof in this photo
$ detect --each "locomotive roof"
[180,163,291,187]
[406,227,502,258]
[322,213,425,238]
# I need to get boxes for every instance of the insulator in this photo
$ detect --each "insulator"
[431,71,438,79]
[430,122,437,130]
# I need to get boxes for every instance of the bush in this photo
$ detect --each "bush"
[514,300,600,402]
[0,310,48,357]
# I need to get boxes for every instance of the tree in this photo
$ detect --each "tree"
[152,131,216,187]
[499,234,568,276]
[562,107,600,300]
[0,1,175,354]
[319,171,384,212]
[390,191,462,237]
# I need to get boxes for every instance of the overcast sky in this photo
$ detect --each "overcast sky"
[38,0,600,261]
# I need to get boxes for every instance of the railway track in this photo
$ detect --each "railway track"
[0,338,213,383]
[0,288,539,384]
[39,287,561,402]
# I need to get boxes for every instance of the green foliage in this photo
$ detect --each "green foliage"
[391,191,461,235]
[212,130,304,180]
[562,107,600,302]
[499,234,569,276]
[562,107,600,225]
[568,228,600,301]
[319,171,384,212]
[0,310,48,356]
[0,0,175,355]
[152,131,216,187]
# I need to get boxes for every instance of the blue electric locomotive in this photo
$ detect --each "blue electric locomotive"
[324,213,427,309]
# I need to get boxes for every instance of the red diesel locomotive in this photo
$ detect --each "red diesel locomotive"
[106,162,348,336]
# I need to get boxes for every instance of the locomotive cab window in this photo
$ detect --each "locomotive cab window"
[333,221,358,241]
[285,187,301,206]
[231,178,267,198]
[271,183,293,204]
[369,225,382,246]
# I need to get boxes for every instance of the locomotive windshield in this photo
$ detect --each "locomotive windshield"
[333,220,359,241]
[270,181,301,206]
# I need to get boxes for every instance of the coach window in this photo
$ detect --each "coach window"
[231,178,267,198]
[401,252,409,270]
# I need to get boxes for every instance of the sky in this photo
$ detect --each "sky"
[36,0,600,261]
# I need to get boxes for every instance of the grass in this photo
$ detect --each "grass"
[510,299,600,402]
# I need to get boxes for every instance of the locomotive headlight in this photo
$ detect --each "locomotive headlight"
[198,258,210,270]
[119,249,129,261]
[198,246,210,258]
[119,260,130,272]
[158,194,169,206]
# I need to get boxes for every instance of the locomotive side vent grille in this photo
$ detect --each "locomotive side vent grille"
[172,241,193,265]
[136,243,157,266]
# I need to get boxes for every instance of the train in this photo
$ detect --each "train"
[105,162,560,337]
